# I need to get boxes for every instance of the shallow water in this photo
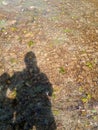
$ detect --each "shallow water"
[0,0,58,16]
[0,0,61,29]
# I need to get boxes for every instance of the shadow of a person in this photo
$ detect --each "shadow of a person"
[0,73,14,130]
[3,51,56,130]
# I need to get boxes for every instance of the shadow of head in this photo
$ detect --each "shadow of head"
[24,51,38,71]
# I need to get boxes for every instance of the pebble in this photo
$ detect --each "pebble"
[4,32,7,35]
[94,10,98,17]
[30,6,36,9]
[2,1,8,6]
[93,104,98,112]
[8,20,16,26]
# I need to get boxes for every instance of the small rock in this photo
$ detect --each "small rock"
[30,6,36,9]
[94,10,98,17]
[8,20,16,26]
[2,1,8,5]
[93,104,98,112]
[4,32,7,35]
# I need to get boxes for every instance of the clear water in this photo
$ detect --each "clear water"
[0,0,58,15]
[0,0,60,27]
